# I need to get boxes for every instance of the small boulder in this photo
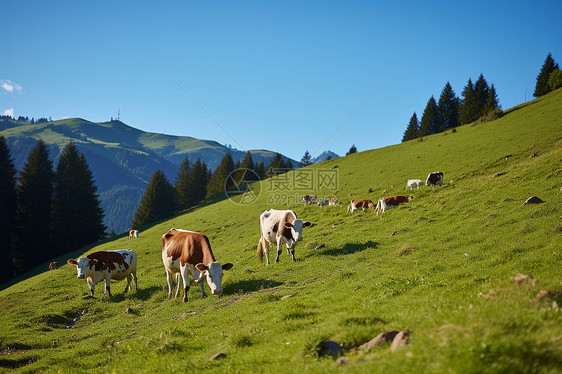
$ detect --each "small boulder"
[358,331,399,350]
[390,329,411,352]
[210,352,227,360]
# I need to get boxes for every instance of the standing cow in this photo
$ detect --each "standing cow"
[258,209,311,265]
[129,229,139,239]
[426,172,444,187]
[162,228,233,303]
[406,179,423,190]
[376,195,413,215]
[348,199,376,214]
[67,249,138,297]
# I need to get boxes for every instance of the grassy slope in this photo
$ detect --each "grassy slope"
[1,90,561,373]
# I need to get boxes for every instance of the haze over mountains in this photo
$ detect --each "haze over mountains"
[0,117,300,234]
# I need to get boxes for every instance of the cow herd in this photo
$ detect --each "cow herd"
[67,171,443,302]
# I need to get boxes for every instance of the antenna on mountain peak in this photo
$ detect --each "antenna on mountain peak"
[117,108,121,121]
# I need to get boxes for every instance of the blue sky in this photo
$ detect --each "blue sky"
[2,1,561,161]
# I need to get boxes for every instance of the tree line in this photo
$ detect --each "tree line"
[131,151,293,227]
[402,52,561,143]
[402,74,500,142]
[0,138,105,282]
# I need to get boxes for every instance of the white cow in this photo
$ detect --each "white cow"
[67,249,138,297]
[257,209,311,265]
[406,179,423,190]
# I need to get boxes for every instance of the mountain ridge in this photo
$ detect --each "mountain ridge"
[0,117,297,233]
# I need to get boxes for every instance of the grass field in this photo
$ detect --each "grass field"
[1,89,561,373]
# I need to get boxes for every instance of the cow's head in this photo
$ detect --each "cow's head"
[284,219,312,242]
[195,262,234,295]
[67,257,98,279]
[408,195,413,201]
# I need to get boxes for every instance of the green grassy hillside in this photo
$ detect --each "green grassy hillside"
[1,90,561,373]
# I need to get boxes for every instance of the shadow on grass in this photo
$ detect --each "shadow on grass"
[320,241,379,256]
[223,278,283,294]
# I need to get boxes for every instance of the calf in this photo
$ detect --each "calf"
[376,195,413,215]
[426,172,443,187]
[68,249,138,297]
[258,209,311,265]
[299,195,317,205]
[129,229,139,239]
[162,228,233,303]
[348,199,375,214]
[406,179,423,190]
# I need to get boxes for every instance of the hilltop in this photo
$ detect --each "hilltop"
[0,118,296,233]
[0,89,560,373]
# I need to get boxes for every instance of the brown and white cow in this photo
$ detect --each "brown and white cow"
[257,209,311,265]
[129,229,139,239]
[348,199,376,214]
[67,249,138,297]
[328,198,339,206]
[376,195,413,215]
[162,228,233,303]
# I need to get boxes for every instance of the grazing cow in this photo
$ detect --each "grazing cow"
[162,228,233,303]
[317,199,329,206]
[49,261,59,270]
[406,179,423,190]
[376,195,413,216]
[329,198,339,206]
[426,172,444,187]
[258,209,311,265]
[129,229,139,239]
[299,195,317,205]
[348,199,375,214]
[67,249,138,297]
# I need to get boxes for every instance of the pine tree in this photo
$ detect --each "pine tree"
[132,170,175,227]
[266,153,285,177]
[437,82,460,130]
[534,53,559,97]
[300,151,312,167]
[189,158,209,205]
[254,161,266,180]
[483,84,500,114]
[174,155,192,211]
[13,140,54,274]
[473,74,490,118]
[52,143,106,256]
[234,151,256,184]
[346,145,357,155]
[459,78,478,125]
[206,153,235,198]
[0,136,17,282]
[419,96,440,136]
[548,69,562,91]
[285,159,294,170]
[402,112,419,142]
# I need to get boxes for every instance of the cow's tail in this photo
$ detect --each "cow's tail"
[257,236,265,262]
[376,199,381,216]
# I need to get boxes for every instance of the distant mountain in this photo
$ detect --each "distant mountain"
[312,150,340,163]
[0,117,296,234]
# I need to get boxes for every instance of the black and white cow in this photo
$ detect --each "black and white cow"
[426,172,444,187]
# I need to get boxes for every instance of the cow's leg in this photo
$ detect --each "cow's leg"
[290,246,296,262]
[198,282,206,298]
[175,273,181,298]
[263,239,270,266]
[87,279,95,297]
[133,271,138,292]
[105,274,112,297]
[166,270,174,299]
[124,273,132,293]
[180,266,190,303]
[275,239,282,263]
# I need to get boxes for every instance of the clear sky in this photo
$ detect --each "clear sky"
[2,1,561,161]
